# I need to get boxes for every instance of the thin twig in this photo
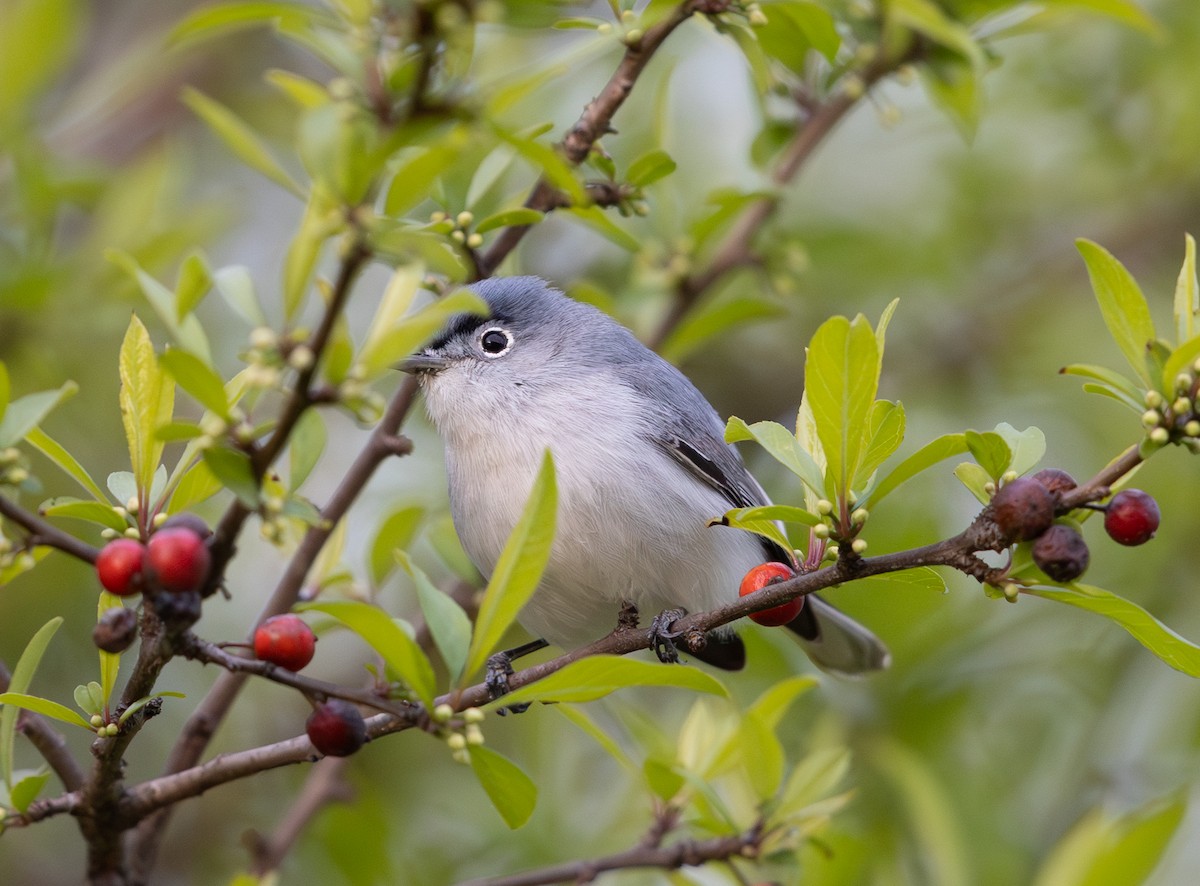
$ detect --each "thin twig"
[0,495,100,563]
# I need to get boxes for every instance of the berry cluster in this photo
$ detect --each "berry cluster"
[989,470,1160,593]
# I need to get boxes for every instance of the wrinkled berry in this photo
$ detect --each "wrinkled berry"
[991,477,1055,542]
[306,699,367,757]
[160,513,212,539]
[150,590,202,627]
[96,539,147,596]
[1104,489,1160,546]
[1031,468,1077,499]
[253,614,317,672]
[1032,524,1090,583]
[738,562,803,627]
[93,607,139,654]
[146,527,211,592]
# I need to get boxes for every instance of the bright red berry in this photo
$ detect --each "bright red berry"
[739,562,803,627]
[1104,489,1160,546]
[253,614,317,672]
[146,527,211,592]
[991,477,1055,543]
[306,699,367,757]
[96,539,147,596]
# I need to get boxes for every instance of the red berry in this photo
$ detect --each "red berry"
[306,699,367,757]
[96,539,147,596]
[146,527,211,592]
[739,562,803,627]
[253,614,317,672]
[991,477,1055,542]
[1104,489,1160,546]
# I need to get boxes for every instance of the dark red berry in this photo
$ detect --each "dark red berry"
[991,477,1055,542]
[306,699,367,757]
[253,614,317,672]
[96,539,148,596]
[93,607,139,654]
[1032,524,1090,583]
[1104,489,1160,546]
[146,527,211,592]
[160,512,212,539]
[738,562,803,627]
[1031,468,1077,499]
[150,590,203,626]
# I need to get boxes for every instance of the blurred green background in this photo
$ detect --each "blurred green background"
[2,0,1199,883]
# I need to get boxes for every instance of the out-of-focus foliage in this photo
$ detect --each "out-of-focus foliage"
[3,0,1200,884]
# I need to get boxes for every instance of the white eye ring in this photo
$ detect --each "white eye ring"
[479,327,513,357]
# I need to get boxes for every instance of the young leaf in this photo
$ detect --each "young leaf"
[0,617,63,788]
[555,704,637,773]
[356,289,488,378]
[120,315,175,501]
[474,208,545,235]
[288,408,326,492]
[283,191,338,321]
[775,746,852,820]
[107,251,213,363]
[1076,239,1156,386]
[0,362,8,424]
[660,299,783,366]
[169,458,223,513]
[0,693,94,731]
[993,423,1046,477]
[41,498,129,532]
[370,505,426,585]
[725,417,825,497]
[299,600,436,708]
[175,251,213,321]
[97,592,123,707]
[397,552,471,684]
[201,447,259,507]
[954,461,993,504]
[25,427,108,502]
[964,430,1011,481]
[1173,233,1197,344]
[492,656,728,708]
[855,400,906,488]
[864,432,969,508]
[462,452,557,682]
[213,265,269,327]
[168,2,328,48]
[1023,584,1200,677]
[0,381,79,448]
[626,148,677,188]
[159,348,229,417]
[468,744,537,829]
[10,770,51,814]
[182,88,303,196]
[805,315,880,499]
[566,205,640,252]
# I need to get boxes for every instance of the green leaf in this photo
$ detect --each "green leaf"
[159,349,229,417]
[1034,792,1185,886]
[1076,239,1157,386]
[201,447,259,507]
[1041,0,1163,37]
[626,149,677,187]
[0,381,79,448]
[265,68,329,109]
[1061,363,1145,411]
[398,552,472,684]
[717,505,816,555]
[0,693,94,731]
[25,427,107,502]
[494,125,586,206]
[555,704,637,772]
[462,452,558,682]
[920,52,980,141]
[805,315,880,497]
[168,2,327,48]
[0,546,50,587]
[468,745,537,829]
[0,363,8,425]
[0,617,63,788]
[1173,234,1197,344]
[288,409,326,491]
[98,593,123,707]
[182,88,302,196]
[493,656,728,708]
[384,146,462,216]
[299,600,436,708]
[1024,584,1200,676]
[369,506,426,585]
[890,0,984,68]
[41,498,128,531]
[954,461,993,504]
[746,674,819,730]
[859,566,948,595]
[739,711,786,800]
[855,400,906,488]
[964,430,1011,481]
[993,423,1046,477]
[119,315,174,501]
[776,746,852,820]
[170,458,224,513]
[10,770,51,814]
[660,299,783,365]
[756,1,840,67]
[725,417,824,497]
[566,205,641,252]
[864,432,968,508]
[283,191,338,321]
[107,251,213,363]
[357,289,488,378]
[118,691,186,726]
[213,265,268,327]
[175,251,213,321]
[474,208,545,235]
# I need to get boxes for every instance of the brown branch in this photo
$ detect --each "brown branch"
[0,494,99,563]
[247,756,353,877]
[477,1,729,277]
[0,660,86,792]
[6,789,82,826]
[458,827,761,886]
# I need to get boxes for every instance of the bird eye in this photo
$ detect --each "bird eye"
[479,327,513,357]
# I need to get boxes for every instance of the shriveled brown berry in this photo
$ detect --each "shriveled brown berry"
[991,477,1055,542]
[150,590,202,627]
[93,607,138,654]
[1031,468,1077,498]
[1032,524,1090,583]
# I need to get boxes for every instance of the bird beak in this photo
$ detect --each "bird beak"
[399,352,449,375]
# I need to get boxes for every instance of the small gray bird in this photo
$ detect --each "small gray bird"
[403,276,888,675]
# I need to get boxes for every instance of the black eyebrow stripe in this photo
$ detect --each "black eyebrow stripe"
[424,311,512,352]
